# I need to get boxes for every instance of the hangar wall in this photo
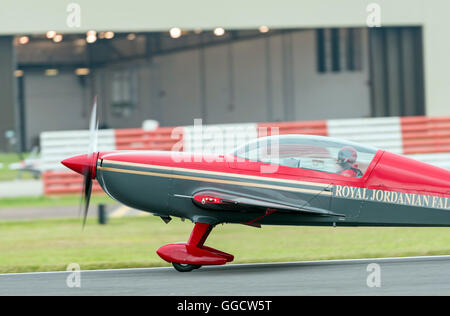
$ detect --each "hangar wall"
[0,0,426,34]
[24,73,88,146]
[95,30,370,128]
[23,29,371,147]
[5,0,450,150]
[0,37,16,151]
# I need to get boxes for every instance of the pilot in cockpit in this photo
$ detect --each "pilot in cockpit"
[336,146,363,177]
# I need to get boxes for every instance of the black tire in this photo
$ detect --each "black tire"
[172,262,201,272]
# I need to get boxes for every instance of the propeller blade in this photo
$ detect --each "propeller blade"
[88,96,98,156]
[80,96,99,228]
[81,169,93,229]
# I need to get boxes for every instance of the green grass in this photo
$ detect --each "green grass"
[0,153,33,181]
[0,216,450,273]
[0,195,114,209]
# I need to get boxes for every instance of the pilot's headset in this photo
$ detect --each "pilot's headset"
[337,146,357,165]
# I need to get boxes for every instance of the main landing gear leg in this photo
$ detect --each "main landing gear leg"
[172,223,212,272]
[156,222,234,272]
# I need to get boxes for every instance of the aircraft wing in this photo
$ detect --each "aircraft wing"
[185,190,344,217]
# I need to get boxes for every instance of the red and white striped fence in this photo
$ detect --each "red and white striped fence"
[41,116,450,195]
[41,126,182,195]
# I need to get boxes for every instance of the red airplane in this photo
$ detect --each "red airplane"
[62,102,450,272]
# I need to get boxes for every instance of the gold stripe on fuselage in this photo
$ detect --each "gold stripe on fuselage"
[101,159,329,189]
[97,165,332,196]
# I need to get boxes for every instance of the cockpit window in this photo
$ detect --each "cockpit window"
[233,135,378,177]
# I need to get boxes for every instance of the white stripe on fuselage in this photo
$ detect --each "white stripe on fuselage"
[101,159,329,189]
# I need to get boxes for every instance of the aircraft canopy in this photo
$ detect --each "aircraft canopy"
[233,135,378,177]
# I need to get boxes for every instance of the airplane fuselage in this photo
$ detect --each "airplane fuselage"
[95,150,450,227]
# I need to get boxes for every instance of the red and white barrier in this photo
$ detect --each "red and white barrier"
[40,129,116,172]
[400,117,450,169]
[183,123,258,154]
[41,116,450,195]
[42,172,102,195]
[115,127,182,151]
[258,120,328,137]
[328,117,403,154]
[401,117,450,154]
[41,127,182,195]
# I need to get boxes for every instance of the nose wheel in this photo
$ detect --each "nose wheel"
[172,263,202,272]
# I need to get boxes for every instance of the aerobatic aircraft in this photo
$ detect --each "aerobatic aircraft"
[9,147,41,179]
[62,102,450,272]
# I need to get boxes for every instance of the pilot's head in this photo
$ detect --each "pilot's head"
[337,146,357,165]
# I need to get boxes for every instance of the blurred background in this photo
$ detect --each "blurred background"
[0,0,449,273]
[1,0,448,152]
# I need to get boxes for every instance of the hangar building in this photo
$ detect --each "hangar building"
[0,0,448,151]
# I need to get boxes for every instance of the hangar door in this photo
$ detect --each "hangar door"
[369,27,425,117]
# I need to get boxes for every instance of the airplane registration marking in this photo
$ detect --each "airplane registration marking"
[97,166,332,196]
[334,184,450,210]
[101,159,329,189]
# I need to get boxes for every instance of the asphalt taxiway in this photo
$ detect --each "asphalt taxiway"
[0,255,449,295]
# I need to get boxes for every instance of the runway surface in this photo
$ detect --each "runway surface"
[1,255,450,295]
[0,180,42,198]
[0,204,143,220]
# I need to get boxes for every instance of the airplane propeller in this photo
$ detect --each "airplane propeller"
[81,97,99,228]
